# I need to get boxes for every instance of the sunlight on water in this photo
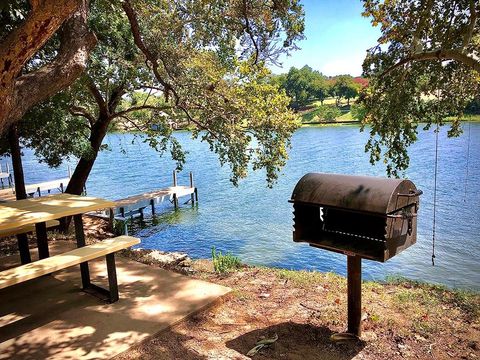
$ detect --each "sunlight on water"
[14,123,480,289]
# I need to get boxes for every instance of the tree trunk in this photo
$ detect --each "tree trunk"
[65,114,111,195]
[7,125,31,264]
[7,126,27,200]
[0,0,79,132]
[0,0,96,135]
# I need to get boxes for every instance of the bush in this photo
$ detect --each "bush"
[316,105,341,121]
[465,97,480,115]
[350,103,367,121]
[211,246,242,273]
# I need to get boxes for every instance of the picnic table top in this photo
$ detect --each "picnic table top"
[0,193,115,231]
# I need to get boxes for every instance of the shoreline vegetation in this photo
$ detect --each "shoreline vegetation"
[1,217,478,359]
[110,96,480,133]
[300,114,480,127]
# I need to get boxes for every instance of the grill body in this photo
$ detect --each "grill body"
[290,173,422,262]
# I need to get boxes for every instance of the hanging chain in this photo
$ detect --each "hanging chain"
[432,123,439,266]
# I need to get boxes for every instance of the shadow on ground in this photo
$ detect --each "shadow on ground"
[0,241,229,360]
[226,322,365,360]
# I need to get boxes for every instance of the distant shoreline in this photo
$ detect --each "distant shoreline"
[110,115,480,134]
[301,114,480,128]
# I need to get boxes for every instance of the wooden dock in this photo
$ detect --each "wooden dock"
[0,169,71,202]
[0,163,12,188]
[114,186,196,217]
[91,171,198,235]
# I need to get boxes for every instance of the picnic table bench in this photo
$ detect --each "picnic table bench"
[0,194,140,303]
[0,236,140,302]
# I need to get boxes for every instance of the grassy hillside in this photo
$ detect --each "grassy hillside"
[299,98,480,125]
[299,98,358,124]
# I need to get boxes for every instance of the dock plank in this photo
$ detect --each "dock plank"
[24,178,70,194]
[113,186,195,215]
[0,178,70,202]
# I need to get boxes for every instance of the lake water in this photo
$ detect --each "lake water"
[14,124,480,290]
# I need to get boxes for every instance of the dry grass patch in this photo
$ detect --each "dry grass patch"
[117,265,479,360]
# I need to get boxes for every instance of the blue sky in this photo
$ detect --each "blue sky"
[270,0,381,77]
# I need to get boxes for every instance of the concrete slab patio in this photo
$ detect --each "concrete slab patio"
[0,241,231,360]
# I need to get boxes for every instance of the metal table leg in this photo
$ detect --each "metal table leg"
[17,233,31,264]
[106,253,119,303]
[35,221,49,259]
[74,214,91,288]
[74,213,119,303]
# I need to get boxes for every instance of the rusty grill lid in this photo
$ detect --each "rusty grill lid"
[290,173,419,215]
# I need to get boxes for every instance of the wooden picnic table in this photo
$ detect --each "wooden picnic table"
[0,193,115,273]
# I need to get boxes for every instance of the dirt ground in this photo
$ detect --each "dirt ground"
[1,218,479,360]
[114,260,479,360]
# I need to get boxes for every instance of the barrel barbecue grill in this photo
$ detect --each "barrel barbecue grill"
[290,173,422,336]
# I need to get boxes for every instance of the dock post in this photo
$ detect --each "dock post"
[108,208,114,232]
[172,170,179,208]
[189,172,195,204]
[6,163,11,187]
[194,187,198,202]
[173,170,177,187]
[139,207,144,220]
[119,207,128,235]
[150,199,156,215]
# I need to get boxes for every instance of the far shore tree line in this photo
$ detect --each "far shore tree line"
[272,63,480,125]
[0,0,478,209]
[271,65,367,110]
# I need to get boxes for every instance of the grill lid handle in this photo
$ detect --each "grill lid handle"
[397,189,423,197]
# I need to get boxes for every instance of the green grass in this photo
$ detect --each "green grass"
[211,247,242,273]
[311,98,350,106]
[384,275,479,319]
[337,111,354,120]
[300,97,359,124]
[446,114,480,122]
[302,98,480,125]
[275,268,343,288]
[300,107,322,123]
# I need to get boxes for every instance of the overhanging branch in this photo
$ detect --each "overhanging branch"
[85,75,107,116]
[112,105,173,119]
[380,49,480,77]
[122,0,178,104]
[69,105,96,126]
